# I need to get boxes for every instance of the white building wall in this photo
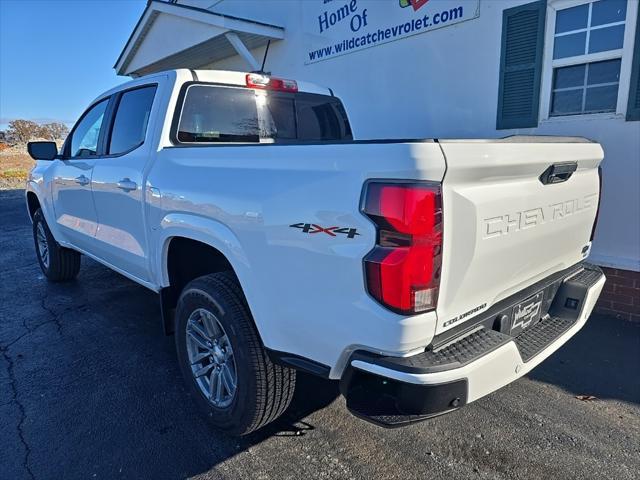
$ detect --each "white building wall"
[180,0,640,270]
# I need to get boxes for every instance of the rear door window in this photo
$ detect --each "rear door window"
[296,97,349,140]
[109,85,157,154]
[260,93,352,142]
[177,86,260,143]
[262,96,297,140]
[175,84,352,144]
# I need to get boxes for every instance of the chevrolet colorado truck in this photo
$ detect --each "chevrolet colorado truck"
[26,69,606,435]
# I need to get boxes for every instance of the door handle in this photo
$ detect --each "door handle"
[75,175,90,186]
[116,178,137,192]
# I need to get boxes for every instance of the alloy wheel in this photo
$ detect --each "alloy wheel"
[185,307,237,408]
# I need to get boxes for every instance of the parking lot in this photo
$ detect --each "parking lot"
[1,188,639,480]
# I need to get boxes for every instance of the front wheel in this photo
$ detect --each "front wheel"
[32,209,81,282]
[175,272,296,436]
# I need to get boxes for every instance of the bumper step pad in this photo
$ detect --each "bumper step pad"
[352,327,510,375]
[342,263,604,427]
[352,264,604,374]
[514,315,575,362]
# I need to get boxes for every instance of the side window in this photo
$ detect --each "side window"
[550,0,627,116]
[69,99,109,157]
[109,85,157,154]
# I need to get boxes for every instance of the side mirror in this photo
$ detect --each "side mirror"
[27,141,59,161]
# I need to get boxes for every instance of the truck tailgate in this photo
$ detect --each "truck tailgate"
[436,137,603,335]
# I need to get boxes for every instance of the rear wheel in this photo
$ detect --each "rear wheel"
[32,209,81,282]
[175,272,296,435]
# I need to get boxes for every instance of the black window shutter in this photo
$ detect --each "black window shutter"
[626,7,640,121]
[497,1,546,130]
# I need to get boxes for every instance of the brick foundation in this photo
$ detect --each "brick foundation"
[595,267,640,322]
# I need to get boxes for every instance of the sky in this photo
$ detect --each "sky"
[0,0,147,130]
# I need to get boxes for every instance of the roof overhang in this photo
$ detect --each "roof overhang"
[115,0,285,77]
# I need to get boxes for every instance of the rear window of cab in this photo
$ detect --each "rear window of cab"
[174,84,352,144]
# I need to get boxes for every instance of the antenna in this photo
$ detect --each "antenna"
[259,40,271,74]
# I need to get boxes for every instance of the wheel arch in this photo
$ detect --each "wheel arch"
[26,190,41,221]
[24,183,62,241]
[157,214,262,338]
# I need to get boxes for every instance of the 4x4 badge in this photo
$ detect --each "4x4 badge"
[290,223,360,239]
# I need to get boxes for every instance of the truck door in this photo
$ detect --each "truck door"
[51,98,109,250]
[90,85,157,283]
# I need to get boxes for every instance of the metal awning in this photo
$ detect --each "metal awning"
[114,0,285,77]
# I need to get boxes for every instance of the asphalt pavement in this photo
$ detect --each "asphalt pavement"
[1,188,639,480]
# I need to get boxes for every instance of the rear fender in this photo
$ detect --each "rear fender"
[156,213,267,339]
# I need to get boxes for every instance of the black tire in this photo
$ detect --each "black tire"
[32,209,81,282]
[175,272,296,436]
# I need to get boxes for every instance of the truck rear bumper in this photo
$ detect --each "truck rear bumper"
[340,263,605,427]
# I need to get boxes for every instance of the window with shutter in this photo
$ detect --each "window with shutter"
[497,1,547,130]
[547,1,627,118]
[626,6,640,121]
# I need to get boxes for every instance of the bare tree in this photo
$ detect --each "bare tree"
[39,122,69,141]
[7,119,40,143]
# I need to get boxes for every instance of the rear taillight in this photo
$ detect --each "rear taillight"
[590,166,603,242]
[246,73,298,92]
[363,182,443,314]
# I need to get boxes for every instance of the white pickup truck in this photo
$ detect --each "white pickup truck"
[26,69,606,435]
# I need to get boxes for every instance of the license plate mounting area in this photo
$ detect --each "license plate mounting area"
[511,291,544,336]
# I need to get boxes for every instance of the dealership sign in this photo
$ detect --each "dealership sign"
[304,0,480,64]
